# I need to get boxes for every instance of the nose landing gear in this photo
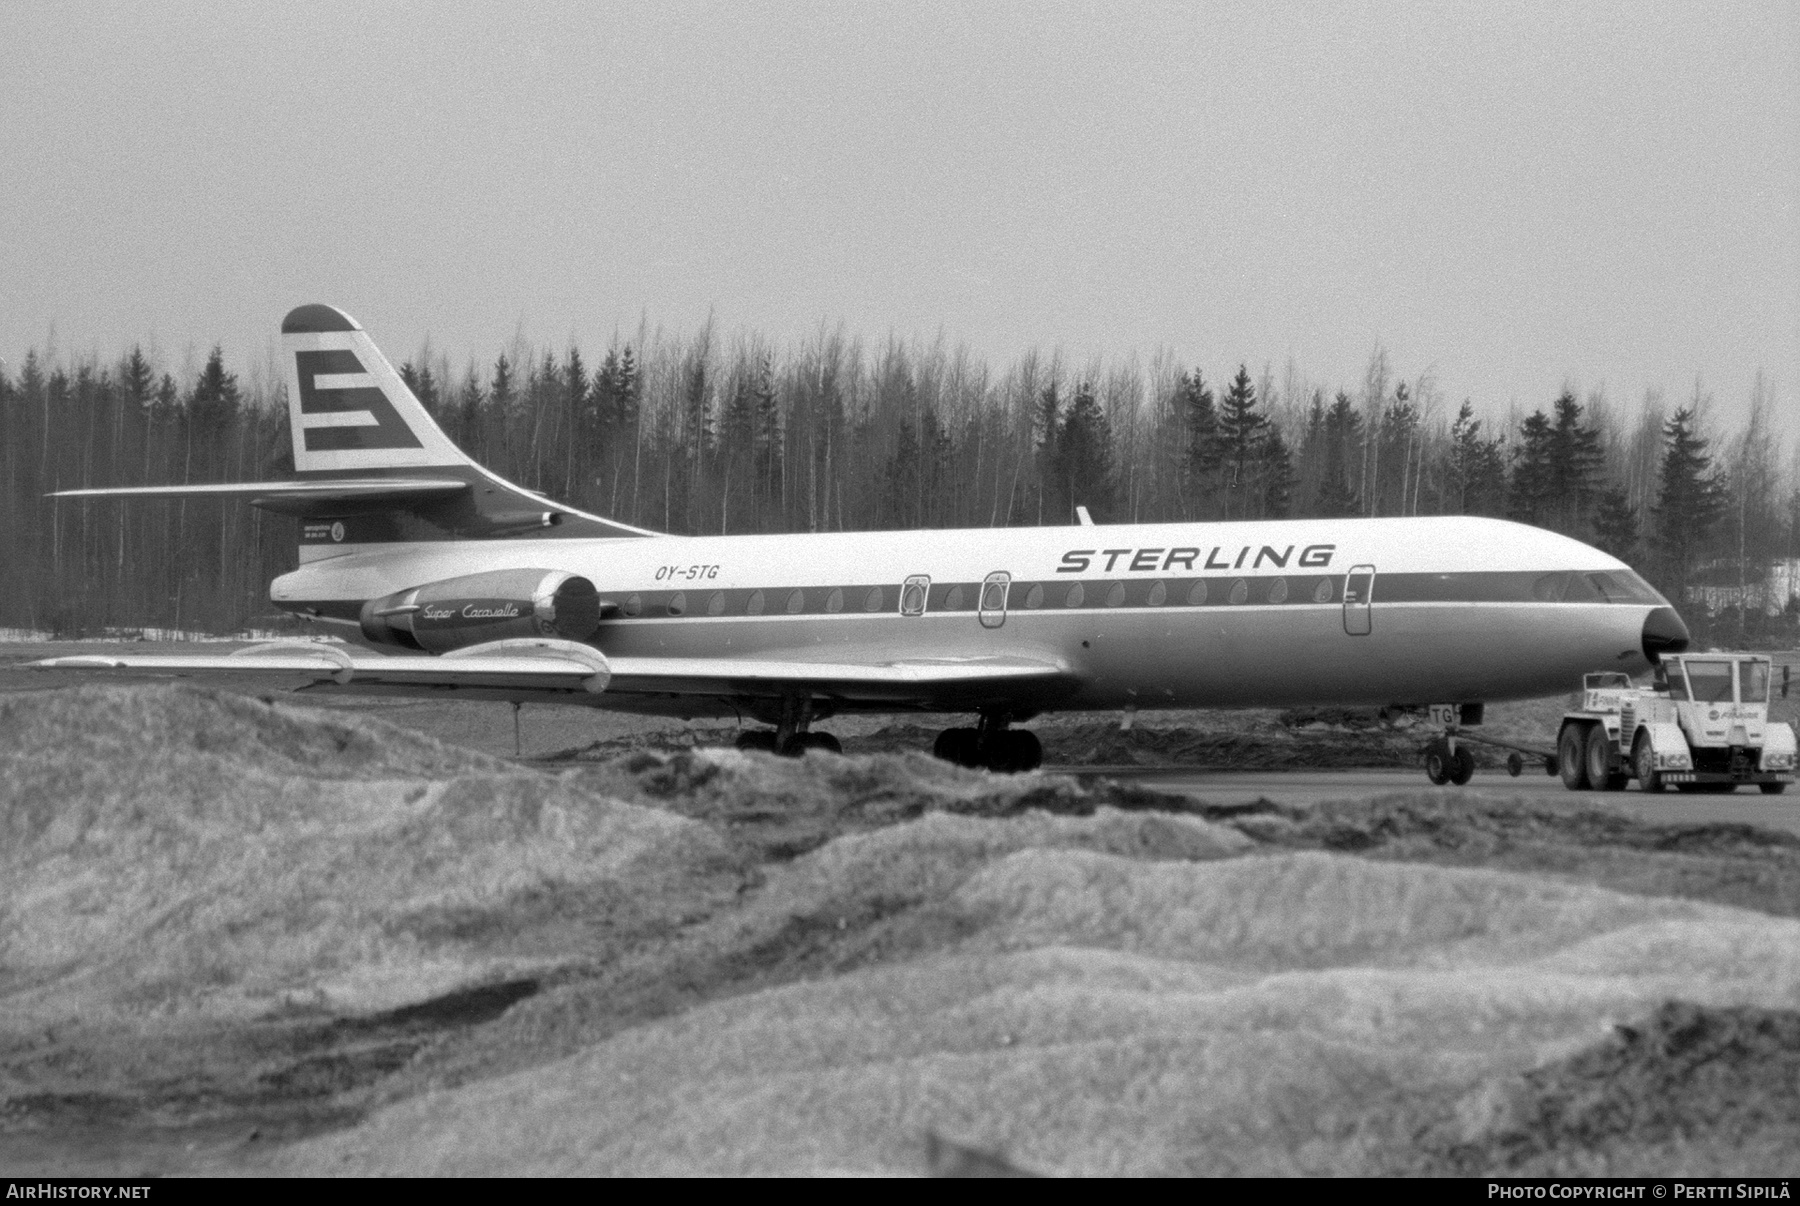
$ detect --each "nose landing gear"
[933,713,1043,773]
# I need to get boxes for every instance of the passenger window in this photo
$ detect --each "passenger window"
[708,591,726,616]
[1267,578,1288,604]
[1313,578,1333,604]
[980,580,1007,610]
[900,575,929,616]
[945,584,965,610]
[1025,584,1045,609]
[624,593,643,617]
[826,588,844,613]
[1065,582,1085,608]
[786,589,806,614]
[1105,582,1126,607]
[1187,580,1208,606]
[1146,581,1167,606]
[746,590,765,616]
[864,586,884,612]
[667,592,686,616]
[1228,579,1248,605]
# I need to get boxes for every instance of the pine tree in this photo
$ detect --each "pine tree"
[1218,365,1266,518]
[1179,369,1218,516]
[753,352,780,502]
[1259,423,1295,518]
[1446,400,1506,516]
[186,346,240,433]
[1592,484,1640,563]
[120,346,154,408]
[1052,381,1113,523]
[490,353,514,412]
[1650,407,1724,599]
[1546,391,1604,531]
[456,364,483,456]
[1033,382,1060,524]
[1509,410,1556,527]
[1314,391,1363,518]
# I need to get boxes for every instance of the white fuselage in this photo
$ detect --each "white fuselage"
[275,514,1663,716]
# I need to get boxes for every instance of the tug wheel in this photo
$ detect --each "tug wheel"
[1633,733,1664,793]
[1448,744,1476,786]
[1558,724,1591,791]
[1584,727,1628,791]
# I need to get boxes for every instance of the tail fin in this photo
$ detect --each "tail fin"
[53,305,657,545]
[281,304,471,474]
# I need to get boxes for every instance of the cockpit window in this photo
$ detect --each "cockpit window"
[1588,570,1666,605]
[1740,661,1770,704]
[1683,660,1734,704]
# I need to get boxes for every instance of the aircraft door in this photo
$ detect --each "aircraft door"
[979,571,1010,629]
[1343,565,1375,636]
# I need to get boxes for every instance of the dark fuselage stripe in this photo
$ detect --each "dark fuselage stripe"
[288,568,1662,625]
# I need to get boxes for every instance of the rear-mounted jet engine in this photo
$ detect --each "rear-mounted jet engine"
[359,568,602,653]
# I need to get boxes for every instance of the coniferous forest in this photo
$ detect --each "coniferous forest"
[3,326,1797,645]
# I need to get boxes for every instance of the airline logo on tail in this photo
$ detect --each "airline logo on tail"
[281,303,469,474]
[295,349,422,452]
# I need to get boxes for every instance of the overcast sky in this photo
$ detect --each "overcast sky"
[3,1,1796,436]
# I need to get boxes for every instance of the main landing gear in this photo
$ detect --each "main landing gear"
[735,694,843,758]
[933,713,1043,774]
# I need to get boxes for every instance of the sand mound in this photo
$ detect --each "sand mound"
[1202,792,1800,920]
[1426,1002,1800,1176]
[0,686,735,1029]
[564,746,1185,863]
[283,839,1800,1176]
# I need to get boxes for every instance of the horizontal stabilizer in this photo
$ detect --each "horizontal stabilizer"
[50,478,470,517]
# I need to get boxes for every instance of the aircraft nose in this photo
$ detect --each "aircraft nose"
[1642,606,1690,662]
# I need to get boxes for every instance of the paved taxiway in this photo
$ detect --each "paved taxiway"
[1086,766,1800,837]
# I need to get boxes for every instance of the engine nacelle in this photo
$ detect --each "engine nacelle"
[360,568,602,653]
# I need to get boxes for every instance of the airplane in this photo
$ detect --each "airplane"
[32,303,1692,776]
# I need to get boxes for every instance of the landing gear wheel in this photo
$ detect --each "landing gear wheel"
[1507,752,1524,778]
[1633,733,1664,793]
[1424,739,1451,786]
[735,730,779,753]
[782,731,841,757]
[1448,744,1476,786]
[1558,724,1591,791]
[933,727,981,768]
[992,730,1041,773]
[1762,783,1789,795]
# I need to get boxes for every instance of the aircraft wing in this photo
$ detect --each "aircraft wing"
[26,640,1074,706]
